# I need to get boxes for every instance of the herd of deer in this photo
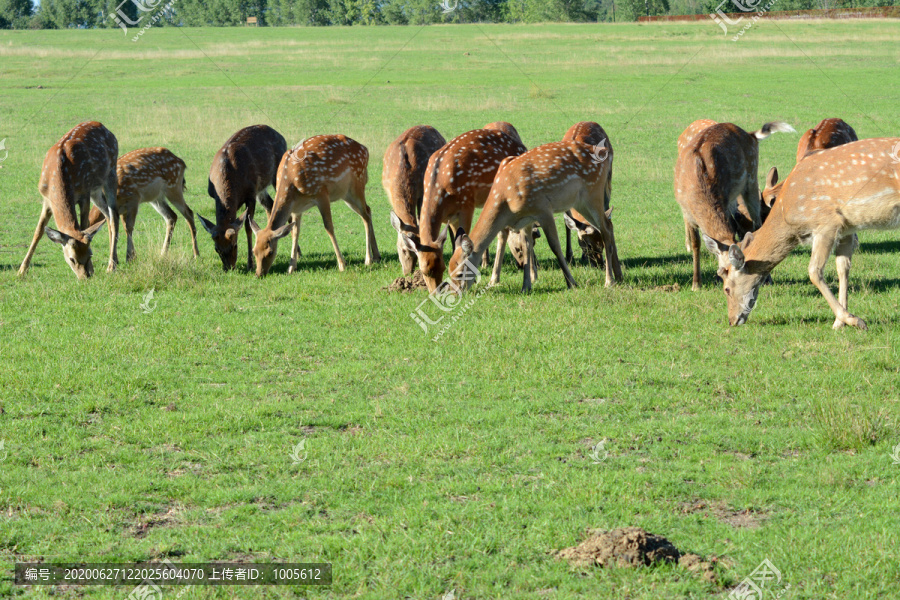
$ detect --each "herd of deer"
[16,118,900,330]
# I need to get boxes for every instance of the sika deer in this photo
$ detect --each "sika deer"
[561,121,615,266]
[721,138,900,330]
[761,118,859,214]
[18,121,119,279]
[382,126,446,275]
[674,120,795,290]
[198,125,287,271]
[250,135,379,276]
[394,123,527,292]
[449,141,623,292]
[86,148,199,261]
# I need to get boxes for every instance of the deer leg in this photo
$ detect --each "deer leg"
[686,221,702,291]
[491,229,508,286]
[521,224,535,293]
[565,220,574,264]
[343,191,380,265]
[831,233,859,330]
[78,196,90,230]
[538,215,577,290]
[18,202,52,276]
[580,206,621,287]
[808,232,866,330]
[293,214,302,259]
[245,200,256,271]
[288,216,300,274]
[317,194,346,271]
[93,184,119,272]
[150,199,177,257]
[166,184,200,258]
[122,204,143,261]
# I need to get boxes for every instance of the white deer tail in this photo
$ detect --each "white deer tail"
[754,121,796,140]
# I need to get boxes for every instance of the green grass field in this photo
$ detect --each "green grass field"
[1,19,899,599]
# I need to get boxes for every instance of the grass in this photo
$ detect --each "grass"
[0,19,899,599]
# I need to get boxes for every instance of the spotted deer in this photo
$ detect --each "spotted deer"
[393,123,527,292]
[18,121,120,279]
[250,135,379,277]
[86,148,198,261]
[721,138,900,330]
[198,125,287,271]
[382,125,446,275]
[561,121,615,267]
[761,118,859,214]
[674,120,795,290]
[450,140,623,292]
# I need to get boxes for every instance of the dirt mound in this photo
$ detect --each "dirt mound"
[386,270,427,292]
[556,527,680,568]
[557,527,722,583]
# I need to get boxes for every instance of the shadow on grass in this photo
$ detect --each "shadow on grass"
[859,240,900,255]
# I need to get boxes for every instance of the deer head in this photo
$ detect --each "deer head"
[198,209,247,271]
[44,220,106,280]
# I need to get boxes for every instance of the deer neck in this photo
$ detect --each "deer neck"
[743,206,799,273]
[470,202,508,258]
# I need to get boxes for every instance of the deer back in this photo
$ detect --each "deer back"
[39,121,117,237]
[382,126,445,229]
[208,125,286,223]
[797,118,858,164]
[420,128,527,242]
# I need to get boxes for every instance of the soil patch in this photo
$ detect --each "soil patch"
[557,527,721,583]
[385,270,427,292]
[679,500,768,529]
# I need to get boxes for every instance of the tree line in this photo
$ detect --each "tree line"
[0,0,896,28]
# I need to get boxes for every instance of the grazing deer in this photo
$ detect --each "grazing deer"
[449,140,623,292]
[796,118,858,163]
[250,135,379,276]
[561,121,615,266]
[393,123,527,292]
[382,125,446,275]
[86,148,199,261]
[198,125,287,271]
[18,121,119,279]
[721,138,900,330]
[674,120,795,290]
[761,118,858,215]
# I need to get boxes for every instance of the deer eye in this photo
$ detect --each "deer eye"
[725,287,731,295]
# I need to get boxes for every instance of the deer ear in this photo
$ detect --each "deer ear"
[459,234,474,256]
[742,231,755,246]
[272,222,294,239]
[198,214,216,235]
[435,225,449,247]
[82,219,106,241]
[728,244,746,270]
[44,227,72,246]
[249,218,261,235]
[232,209,248,230]
[400,233,419,253]
[563,213,579,231]
[390,211,404,234]
[454,226,467,244]
[702,233,724,256]
[766,166,779,188]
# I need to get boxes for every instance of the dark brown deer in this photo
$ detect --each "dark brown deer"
[382,126,446,275]
[86,147,198,261]
[250,135,379,276]
[674,120,794,290]
[18,121,119,279]
[393,123,527,292]
[198,125,287,271]
[761,118,859,215]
